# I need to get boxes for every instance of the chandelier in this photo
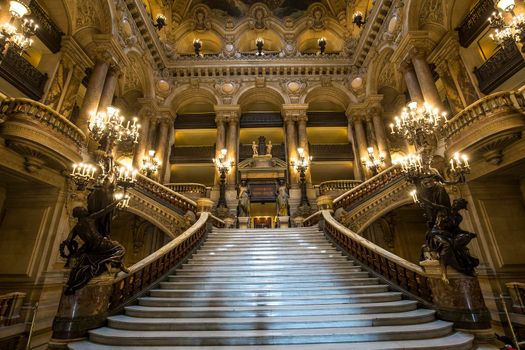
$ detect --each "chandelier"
[0,1,39,56]
[361,147,385,176]
[141,150,161,177]
[71,106,141,208]
[488,0,525,47]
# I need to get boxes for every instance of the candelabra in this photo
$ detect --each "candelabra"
[153,14,166,30]
[193,38,202,57]
[488,0,525,47]
[361,147,385,176]
[318,37,327,55]
[292,147,311,207]
[213,148,233,208]
[256,37,264,56]
[0,0,39,57]
[141,150,161,178]
[353,11,366,28]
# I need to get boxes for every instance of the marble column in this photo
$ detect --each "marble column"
[155,118,171,183]
[347,118,363,181]
[282,105,305,188]
[400,61,424,104]
[214,105,241,190]
[353,115,370,179]
[370,105,392,167]
[411,49,443,109]
[97,65,121,113]
[132,108,153,169]
[214,116,227,186]
[76,55,111,136]
[296,112,312,185]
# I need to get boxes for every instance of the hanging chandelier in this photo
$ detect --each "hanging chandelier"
[488,0,525,47]
[0,1,38,56]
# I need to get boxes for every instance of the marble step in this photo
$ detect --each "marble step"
[198,245,336,251]
[187,255,347,263]
[69,332,474,350]
[151,285,390,298]
[179,262,356,271]
[166,272,370,283]
[210,228,321,233]
[88,320,452,346]
[107,309,436,331]
[124,300,418,318]
[197,247,338,254]
[138,292,402,307]
[174,266,362,276]
[158,277,379,290]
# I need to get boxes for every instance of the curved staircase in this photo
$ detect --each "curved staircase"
[69,226,474,349]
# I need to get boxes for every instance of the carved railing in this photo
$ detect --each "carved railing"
[0,49,48,100]
[318,180,362,196]
[29,0,63,53]
[457,0,494,48]
[333,166,405,211]
[164,183,210,199]
[0,292,26,327]
[303,210,322,227]
[321,210,433,303]
[474,43,525,94]
[134,175,197,216]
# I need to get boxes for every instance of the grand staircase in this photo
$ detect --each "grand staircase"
[69,226,474,349]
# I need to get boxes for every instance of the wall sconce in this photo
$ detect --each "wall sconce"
[318,37,327,55]
[153,14,166,30]
[256,37,264,56]
[193,38,202,57]
[141,150,161,177]
[353,11,366,28]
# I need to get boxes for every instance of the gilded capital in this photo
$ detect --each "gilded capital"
[214,105,241,123]
[281,104,308,122]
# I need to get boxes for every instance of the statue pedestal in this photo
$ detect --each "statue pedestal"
[420,259,492,336]
[223,217,235,228]
[293,216,304,227]
[277,216,290,229]
[238,216,250,229]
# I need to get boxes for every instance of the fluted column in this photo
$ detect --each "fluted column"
[214,105,241,189]
[411,48,443,109]
[370,104,392,167]
[76,53,111,135]
[155,118,171,183]
[214,116,227,186]
[281,104,308,188]
[400,60,424,103]
[132,106,154,168]
[353,115,370,179]
[346,118,363,181]
[97,65,121,113]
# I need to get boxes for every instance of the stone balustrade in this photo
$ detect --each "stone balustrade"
[0,98,85,170]
[164,183,210,199]
[134,175,197,215]
[317,180,362,196]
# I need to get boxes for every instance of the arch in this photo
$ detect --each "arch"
[125,206,173,238]
[235,85,287,110]
[175,31,224,55]
[40,0,73,35]
[358,197,413,235]
[168,86,219,113]
[72,0,117,49]
[296,28,344,54]
[302,84,354,110]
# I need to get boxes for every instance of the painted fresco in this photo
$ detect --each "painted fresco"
[193,0,325,18]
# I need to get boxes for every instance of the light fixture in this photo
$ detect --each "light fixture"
[141,150,161,177]
[353,11,366,28]
[213,148,233,208]
[497,0,515,11]
[70,162,97,190]
[488,0,525,47]
[153,14,166,30]
[256,37,264,56]
[88,106,141,146]
[291,147,312,207]
[0,0,38,56]
[361,146,385,176]
[318,37,327,55]
[193,38,202,56]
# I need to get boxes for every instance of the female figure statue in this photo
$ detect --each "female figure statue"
[238,180,251,217]
[276,179,289,216]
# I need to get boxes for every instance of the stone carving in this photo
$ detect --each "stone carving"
[238,180,251,217]
[76,1,100,28]
[250,6,268,30]
[214,80,240,104]
[308,6,326,31]
[252,141,258,156]
[419,0,444,27]
[276,179,289,216]
[60,186,128,295]
[193,6,211,31]
[281,79,307,103]
[44,62,68,110]
[378,63,397,90]
[266,140,272,155]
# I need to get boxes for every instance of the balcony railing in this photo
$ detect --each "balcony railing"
[318,180,362,196]
[0,49,48,100]
[164,183,210,200]
[29,0,63,53]
[457,0,495,48]
[474,43,525,94]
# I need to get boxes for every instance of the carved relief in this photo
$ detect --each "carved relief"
[250,6,269,30]
[307,5,326,31]
[76,1,100,28]
[419,0,444,26]
[193,6,211,31]
[214,80,241,104]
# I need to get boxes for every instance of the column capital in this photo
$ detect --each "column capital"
[398,59,415,74]
[391,31,434,65]
[281,104,308,122]
[345,104,367,123]
[88,34,129,67]
[60,36,93,72]
[214,104,241,123]
[427,32,461,66]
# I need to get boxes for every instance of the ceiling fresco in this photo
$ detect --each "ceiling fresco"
[191,0,327,18]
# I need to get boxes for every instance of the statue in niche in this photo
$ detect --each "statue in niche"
[238,180,251,217]
[308,7,325,30]
[266,140,272,156]
[252,7,267,30]
[193,8,210,31]
[276,179,289,216]
[252,141,258,156]
[414,173,479,282]
[60,187,128,295]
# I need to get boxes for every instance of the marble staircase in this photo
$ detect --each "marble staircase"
[69,227,474,349]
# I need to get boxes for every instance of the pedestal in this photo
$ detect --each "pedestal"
[293,216,304,227]
[196,198,214,213]
[278,216,290,229]
[223,217,235,228]
[420,259,492,335]
[238,216,250,229]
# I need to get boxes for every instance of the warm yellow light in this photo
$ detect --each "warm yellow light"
[497,0,515,11]
[9,1,29,18]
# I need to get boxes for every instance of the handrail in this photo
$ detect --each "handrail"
[444,90,525,141]
[303,210,322,227]
[0,97,86,148]
[109,212,209,310]
[318,180,362,195]
[209,213,226,228]
[164,183,209,196]
[135,174,197,214]
[333,166,404,210]
[321,210,433,303]
[0,292,26,326]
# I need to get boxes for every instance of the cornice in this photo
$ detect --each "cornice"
[427,32,460,66]
[390,31,434,65]
[60,36,93,71]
